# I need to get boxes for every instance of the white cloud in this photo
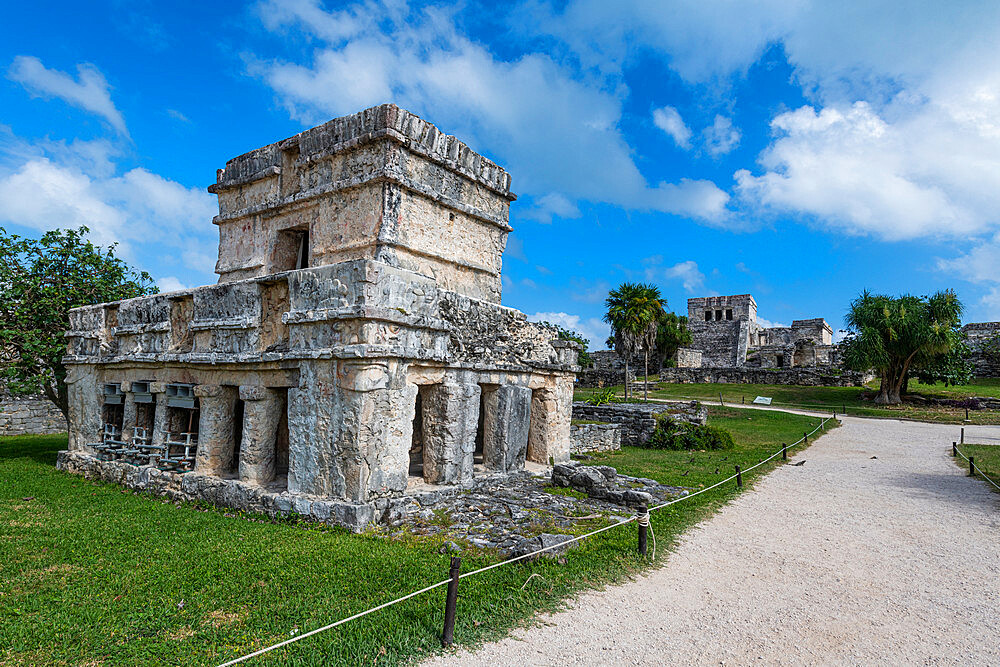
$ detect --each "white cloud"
[505,235,528,262]
[653,106,691,149]
[0,135,217,278]
[703,115,741,156]
[157,276,190,293]
[529,1,1000,241]
[937,235,1000,319]
[755,316,789,329]
[250,0,730,224]
[529,311,611,350]
[8,56,128,136]
[663,260,706,293]
[735,100,1000,240]
[643,257,708,294]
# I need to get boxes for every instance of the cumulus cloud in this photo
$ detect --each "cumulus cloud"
[653,106,691,149]
[0,136,216,277]
[530,0,1000,241]
[8,56,128,136]
[755,316,789,329]
[937,235,1000,318]
[703,115,741,156]
[735,101,999,240]
[643,256,708,294]
[157,276,190,292]
[529,311,611,349]
[250,0,730,224]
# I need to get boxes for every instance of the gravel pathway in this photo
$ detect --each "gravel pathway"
[426,417,1000,665]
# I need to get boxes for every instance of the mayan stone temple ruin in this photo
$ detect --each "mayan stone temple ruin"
[57,104,579,531]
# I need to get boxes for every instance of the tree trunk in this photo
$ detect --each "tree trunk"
[644,352,649,402]
[624,358,629,401]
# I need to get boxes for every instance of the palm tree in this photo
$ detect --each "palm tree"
[603,283,667,401]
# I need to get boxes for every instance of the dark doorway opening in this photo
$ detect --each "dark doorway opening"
[274,389,290,491]
[228,398,245,476]
[409,389,426,478]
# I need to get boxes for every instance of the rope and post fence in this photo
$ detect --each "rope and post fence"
[217,417,834,667]
[952,436,1000,492]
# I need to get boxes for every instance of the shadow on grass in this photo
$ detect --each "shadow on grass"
[0,433,66,466]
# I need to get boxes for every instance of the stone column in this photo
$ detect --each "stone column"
[120,381,137,444]
[150,382,169,450]
[482,384,532,472]
[526,377,573,465]
[422,382,481,484]
[65,366,100,451]
[238,385,283,486]
[193,384,237,476]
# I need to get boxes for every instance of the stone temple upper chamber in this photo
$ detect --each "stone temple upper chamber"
[58,104,580,530]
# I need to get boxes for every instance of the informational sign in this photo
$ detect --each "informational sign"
[753,396,773,405]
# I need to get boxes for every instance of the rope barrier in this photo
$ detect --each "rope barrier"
[217,416,832,666]
[953,442,1000,492]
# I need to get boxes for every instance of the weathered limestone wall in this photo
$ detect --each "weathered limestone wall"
[209,104,514,304]
[674,347,702,368]
[575,350,638,388]
[570,423,622,454]
[0,386,65,437]
[963,322,1000,378]
[658,367,870,387]
[571,401,707,447]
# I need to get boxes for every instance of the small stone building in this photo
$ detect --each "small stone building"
[58,104,579,530]
[962,322,1000,378]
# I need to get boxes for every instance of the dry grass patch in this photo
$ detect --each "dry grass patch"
[203,609,244,628]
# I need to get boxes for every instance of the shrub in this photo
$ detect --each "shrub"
[644,414,735,451]
[585,387,618,406]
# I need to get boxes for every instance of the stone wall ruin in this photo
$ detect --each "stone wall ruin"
[59,104,579,531]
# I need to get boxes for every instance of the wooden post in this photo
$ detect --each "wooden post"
[970,456,975,477]
[735,465,743,488]
[782,443,787,461]
[961,427,965,444]
[804,431,808,446]
[843,403,846,415]
[953,441,957,457]
[966,407,969,420]
[637,505,648,556]
[441,556,461,647]
[742,395,745,404]
[719,392,725,407]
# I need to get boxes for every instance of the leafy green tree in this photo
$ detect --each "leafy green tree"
[603,282,666,401]
[840,290,964,405]
[0,227,157,420]
[655,312,692,367]
[912,336,974,387]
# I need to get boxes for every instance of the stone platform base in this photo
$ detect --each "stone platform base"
[57,450,375,531]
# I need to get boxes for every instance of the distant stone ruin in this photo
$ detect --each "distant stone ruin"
[962,322,1000,378]
[57,104,579,531]
[664,294,868,385]
[680,294,834,368]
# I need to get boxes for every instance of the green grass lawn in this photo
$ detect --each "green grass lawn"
[952,442,1000,493]
[1,409,836,666]
[577,378,1000,425]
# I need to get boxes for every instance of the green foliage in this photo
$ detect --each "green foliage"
[912,336,975,387]
[0,227,157,417]
[585,387,618,406]
[645,414,735,451]
[603,282,666,400]
[840,289,964,405]
[655,312,691,367]
[540,322,593,368]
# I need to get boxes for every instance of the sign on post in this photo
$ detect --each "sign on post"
[753,396,772,405]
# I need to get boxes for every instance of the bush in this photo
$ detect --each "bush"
[585,387,618,406]
[644,414,735,450]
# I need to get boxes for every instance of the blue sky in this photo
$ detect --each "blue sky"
[3,1,1000,350]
